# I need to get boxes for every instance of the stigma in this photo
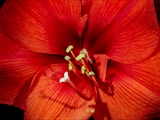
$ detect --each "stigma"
[59,72,70,83]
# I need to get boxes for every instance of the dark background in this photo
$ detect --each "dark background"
[0,0,5,8]
[0,0,160,120]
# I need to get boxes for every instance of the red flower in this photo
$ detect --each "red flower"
[0,0,160,119]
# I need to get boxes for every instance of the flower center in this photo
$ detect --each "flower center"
[59,45,100,100]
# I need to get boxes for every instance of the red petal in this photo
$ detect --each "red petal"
[94,75,160,119]
[93,54,109,83]
[83,0,159,64]
[76,14,88,37]
[0,30,64,109]
[80,0,93,15]
[1,0,81,55]
[94,51,160,119]
[25,64,96,119]
[121,50,160,97]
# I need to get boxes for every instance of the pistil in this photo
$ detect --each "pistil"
[60,72,93,100]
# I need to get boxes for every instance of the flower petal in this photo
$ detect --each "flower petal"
[121,50,160,97]
[93,54,109,83]
[0,30,64,109]
[80,0,93,15]
[83,0,159,63]
[93,51,160,119]
[25,64,96,119]
[76,14,88,37]
[0,0,81,55]
[94,75,160,119]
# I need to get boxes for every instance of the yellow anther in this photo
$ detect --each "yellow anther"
[81,66,86,74]
[66,45,73,53]
[68,64,73,71]
[76,53,85,61]
[64,56,71,61]
[88,71,95,76]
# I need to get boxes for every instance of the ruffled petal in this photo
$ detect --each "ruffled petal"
[25,64,96,119]
[83,0,159,64]
[0,0,81,55]
[93,50,160,119]
[0,30,64,109]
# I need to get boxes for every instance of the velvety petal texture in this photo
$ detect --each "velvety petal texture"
[25,64,96,119]
[0,0,81,55]
[83,0,159,64]
[0,30,64,109]
[93,50,160,119]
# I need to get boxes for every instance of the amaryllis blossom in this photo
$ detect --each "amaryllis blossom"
[0,0,160,119]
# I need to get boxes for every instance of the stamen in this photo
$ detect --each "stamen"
[76,53,90,72]
[63,45,100,97]
[64,56,71,61]
[66,45,76,59]
[66,45,73,53]
[68,64,72,71]
[64,55,82,78]
[86,71,99,87]
[65,56,81,75]
[81,59,89,72]
[68,61,84,80]
[70,51,76,60]
[76,53,85,61]
[88,71,95,76]
[81,66,86,74]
